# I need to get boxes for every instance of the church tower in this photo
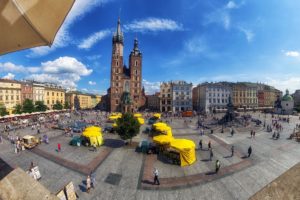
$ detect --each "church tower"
[129,38,143,111]
[110,17,124,112]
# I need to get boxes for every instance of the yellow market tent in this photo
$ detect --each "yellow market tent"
[134,113,142,118]
[85,126,101,132]
[155,126,172,137]
[170,139,196,167]
[152,122,167,130]
[153,135,174,145]
[82,128,103,147]
[137,117,145,125]
[153,113,161,119]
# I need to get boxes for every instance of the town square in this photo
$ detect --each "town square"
[1,0,300,200]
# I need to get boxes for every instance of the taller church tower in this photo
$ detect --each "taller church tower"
[110,17,124,112]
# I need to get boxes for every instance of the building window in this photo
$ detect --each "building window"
[52,92,54,96]
[6,96,8,100]
[16,96,19,100]
[11,96,13,100]
[135,60,138,66]
[116,100,119,104]
[47,100,49,104]
[117,61,119,66]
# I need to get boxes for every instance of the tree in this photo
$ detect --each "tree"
[53,101,63,110]
[35,101,48,112]
[0,103,9,116]
[116,113,140,144]
[64,101,71,109]
[74,95,81,110]
[22,99,35,113]
[13,104,22,114]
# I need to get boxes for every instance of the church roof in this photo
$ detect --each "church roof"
[282,89,293,101]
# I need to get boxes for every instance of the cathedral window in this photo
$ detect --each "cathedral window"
[135,60,138,66]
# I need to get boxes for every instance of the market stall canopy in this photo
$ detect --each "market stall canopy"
[153,135,174,145]
[134,113,142,118]
[170,139,196,167]
[82,129,103,147]
[153,113,161,119]
[85,126,101,132]
[155,125,172,136]
[152,122,167,130]
[0,0,75,55]
[82,130,102,138]
[137,117,145,125]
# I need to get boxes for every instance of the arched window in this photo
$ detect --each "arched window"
[135,60,138,66]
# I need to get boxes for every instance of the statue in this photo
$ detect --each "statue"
[121,92,132,105]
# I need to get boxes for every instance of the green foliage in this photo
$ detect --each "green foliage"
[13,104,22,114]
[0,103,9,116]
[116,113,140,143]
[53,101,63,110]
[22,99,35,113]
[64,101,71,109]
[35,101,48,112]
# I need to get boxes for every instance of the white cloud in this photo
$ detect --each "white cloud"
[205,1,245,30]
[1,57,92,89]
[0,62,40,73]
[184,37,207,54]
[124,18,183,33]
[142,79,160,95]
[239,27,254,42]
[28,0,112,57]
[2,73,15,80]
[226,1,238,9]
[284,51,300,57]
[88,81,96,85]
[41,56,92,76]
[265,76,300,93]
[78,30,111,49]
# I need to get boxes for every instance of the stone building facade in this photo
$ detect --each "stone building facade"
[193,82,231,113]
[171,81,192,112]
[0,79,21,114]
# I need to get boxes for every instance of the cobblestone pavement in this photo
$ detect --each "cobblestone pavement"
[0,112,300,200]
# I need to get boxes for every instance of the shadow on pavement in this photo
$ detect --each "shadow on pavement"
[103,139,124,148]
[142,180,154,185]
[205,171,217,175]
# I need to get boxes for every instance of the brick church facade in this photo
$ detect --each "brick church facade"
[107,18,146,112]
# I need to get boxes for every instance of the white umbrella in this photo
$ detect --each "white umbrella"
[0,0,75,55]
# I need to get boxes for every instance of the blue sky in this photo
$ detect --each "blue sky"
[1,0,300,94]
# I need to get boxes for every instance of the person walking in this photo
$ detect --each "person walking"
[199,139,202,150]
[231,145,234,157]
[0,135,2,144]
[215,160,220,173]
[153,168,160,185]
[86,175,91,193]
[57,143,61,152]
[208,140,211,149]
[209,148,214,161]
[248,146,252,157]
